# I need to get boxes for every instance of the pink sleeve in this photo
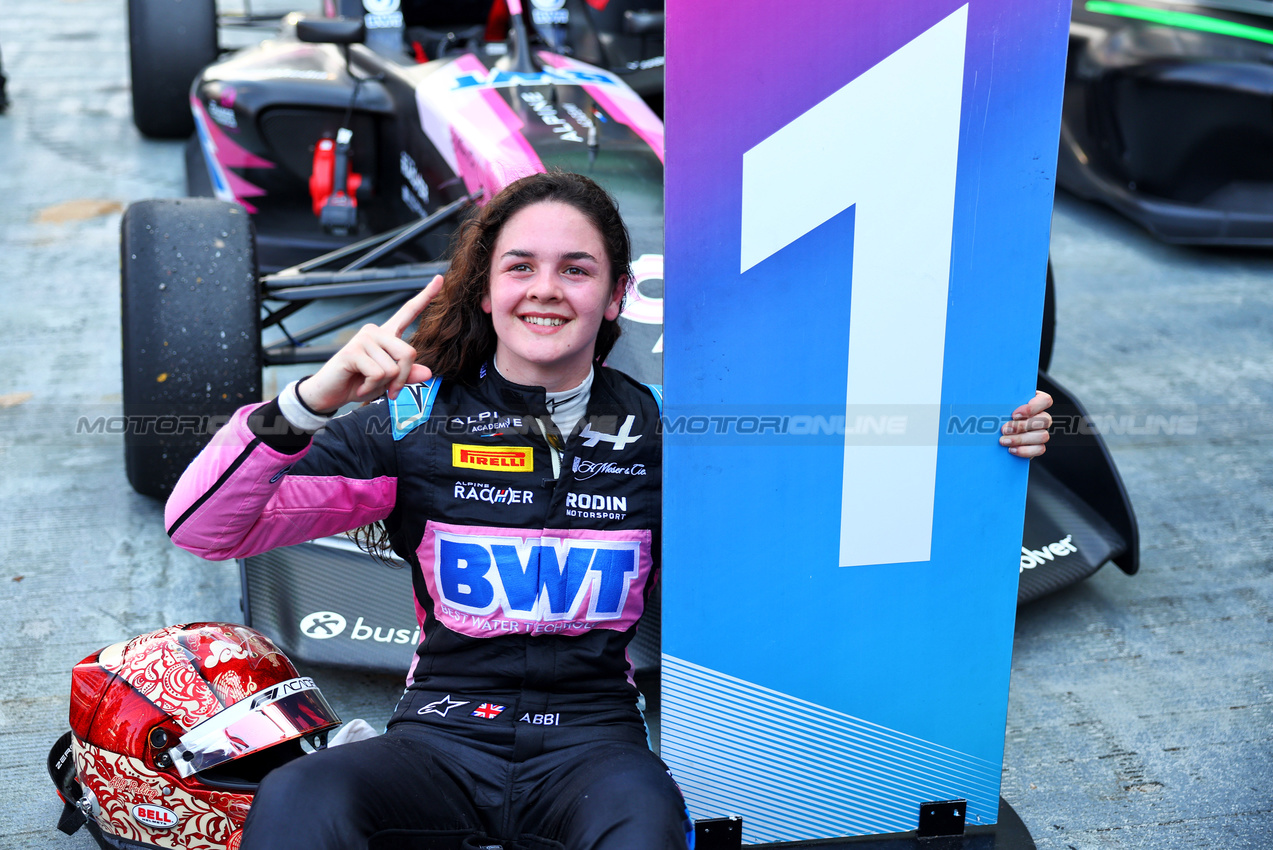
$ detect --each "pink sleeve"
[164,403,397,561]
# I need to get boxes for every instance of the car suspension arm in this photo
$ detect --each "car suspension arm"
[258,191,481,364]
[341,191,480,271]
[271,191,480,279]
[262,293,414,364]
[263,261,449,301]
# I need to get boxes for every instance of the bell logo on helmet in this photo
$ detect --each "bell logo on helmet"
[59,623,342,848]
[131,803,178,829]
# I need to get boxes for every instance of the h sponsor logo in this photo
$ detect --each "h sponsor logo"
[454,483,534,505]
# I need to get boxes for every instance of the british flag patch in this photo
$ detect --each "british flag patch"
[471,703,506,720]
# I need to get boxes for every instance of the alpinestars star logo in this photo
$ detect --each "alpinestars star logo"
[418,695,469,717]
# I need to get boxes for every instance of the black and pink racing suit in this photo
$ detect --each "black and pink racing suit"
[165,363,690,850]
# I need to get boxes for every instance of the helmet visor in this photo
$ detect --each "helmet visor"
[170,677,341,778]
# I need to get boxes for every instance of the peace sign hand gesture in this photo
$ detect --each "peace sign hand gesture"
[297,275,443,413]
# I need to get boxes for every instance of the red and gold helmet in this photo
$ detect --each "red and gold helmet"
[49,623,341,850]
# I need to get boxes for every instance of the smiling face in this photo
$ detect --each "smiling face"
[481,201,627,392]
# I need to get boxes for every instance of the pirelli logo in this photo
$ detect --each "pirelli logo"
[453,444,534,472]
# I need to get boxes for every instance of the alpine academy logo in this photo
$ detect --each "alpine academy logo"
[453,444,533,472]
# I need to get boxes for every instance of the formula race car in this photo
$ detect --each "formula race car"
[119,0,1137,679]
[1061,0,1273,244]
[122,0,668,493]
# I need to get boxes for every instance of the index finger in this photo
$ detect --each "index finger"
[384,275,444,338]
[1012,390,1054,421]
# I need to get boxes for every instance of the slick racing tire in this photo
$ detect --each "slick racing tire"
[121,199,261,499]
[1040,259,1056,374]
[127,0,217,138]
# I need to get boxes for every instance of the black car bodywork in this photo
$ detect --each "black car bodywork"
[1062,0,1273,244]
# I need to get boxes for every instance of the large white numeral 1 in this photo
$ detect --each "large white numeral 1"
[740,6,968,568]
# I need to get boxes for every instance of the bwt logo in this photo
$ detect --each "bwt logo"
[435,533,640,621]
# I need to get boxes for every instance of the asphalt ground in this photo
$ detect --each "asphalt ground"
[1,2,1270,848]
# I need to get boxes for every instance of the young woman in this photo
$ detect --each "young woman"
[165,172,1052,850]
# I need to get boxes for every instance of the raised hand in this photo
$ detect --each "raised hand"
[1000,390,1053,458]
[297,275,443,413]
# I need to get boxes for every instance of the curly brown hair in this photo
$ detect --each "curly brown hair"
[350,172,633,562]
[408,171,633,381]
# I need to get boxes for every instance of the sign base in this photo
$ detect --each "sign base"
[696,799,1035,850]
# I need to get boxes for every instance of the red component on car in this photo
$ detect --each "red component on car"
[309,137,363,217]
[486,0,511,41]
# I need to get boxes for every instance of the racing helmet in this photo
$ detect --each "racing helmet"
[48,622,342,850]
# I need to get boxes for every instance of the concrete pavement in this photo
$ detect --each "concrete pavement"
[1,2,1270,847]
